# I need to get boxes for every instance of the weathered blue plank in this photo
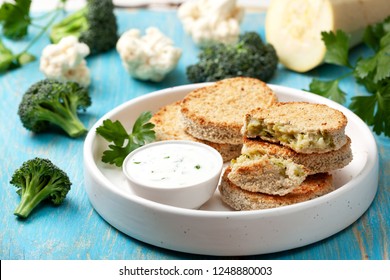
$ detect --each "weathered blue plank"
[0,9,388,260]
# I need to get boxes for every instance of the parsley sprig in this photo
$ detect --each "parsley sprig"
[0,0,66,73]
[96,111,156,167]
[0,0,32,39]
[308,16,390,137]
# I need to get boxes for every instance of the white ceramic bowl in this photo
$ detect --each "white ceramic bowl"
[122,140,223,209]
[83,83,378,256]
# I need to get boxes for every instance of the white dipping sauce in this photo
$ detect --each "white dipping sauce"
[125,142,220,188]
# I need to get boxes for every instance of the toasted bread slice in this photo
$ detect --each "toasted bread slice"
[181,77,277,145]
[228,153,308,195]
[242,137,353,174]
[219,167,334,210]
[243,102,348,153]
[151,101,242,162]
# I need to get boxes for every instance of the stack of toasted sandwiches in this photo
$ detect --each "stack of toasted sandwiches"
[151,77,353,210]
[151,77,278,162]
[219,102,353,210]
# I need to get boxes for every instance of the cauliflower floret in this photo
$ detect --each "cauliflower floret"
[116,27,182,82]
[40,36,91,87]
[178,0,244,46]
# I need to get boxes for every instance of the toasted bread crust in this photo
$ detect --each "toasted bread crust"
[219,167,334,210]
[242,137,353,174]
[243,102,348,153]
[181,77,277,144]
[151,101,242,162]
[246,102,347,132]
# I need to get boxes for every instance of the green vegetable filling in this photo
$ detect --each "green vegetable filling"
[246,119,334,150]
[231,152,305,179]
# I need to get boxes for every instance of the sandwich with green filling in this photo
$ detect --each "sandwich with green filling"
[241,137,353,175]
[242,102,348,154]
[228,152,309,196]
[227,136,352,196]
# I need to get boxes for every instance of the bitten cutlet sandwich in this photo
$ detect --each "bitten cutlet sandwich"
[227,137,352,196]
[241,137,353,175]
[242,102,348,154]
[219,166,335,210]
[180,77,278,145]
[222,101,352,204]
[150,101,242,162]
[228,153,309,196]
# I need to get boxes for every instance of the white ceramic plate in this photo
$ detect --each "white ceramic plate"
[83,83,379,256]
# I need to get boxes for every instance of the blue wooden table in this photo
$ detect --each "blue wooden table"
[0,9,389,260]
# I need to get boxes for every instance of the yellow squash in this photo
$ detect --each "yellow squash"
[265,0,390,72]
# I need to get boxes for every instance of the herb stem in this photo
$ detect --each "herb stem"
[19,8,62,55]
[30,8,60,21]
[335,71,353,81]
[29,23,46,30]
[18,1,66,57]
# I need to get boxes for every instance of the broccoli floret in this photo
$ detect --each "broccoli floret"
[10,157,71,219]
[18,79,91,138]
[50,0,118,54]
[186,32,278,83]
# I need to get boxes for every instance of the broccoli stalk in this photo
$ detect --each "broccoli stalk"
[186,32,278,83]
[50,0,118,54]
[18,79,91,138]
[10,158,71,219]
[49,7,88,44]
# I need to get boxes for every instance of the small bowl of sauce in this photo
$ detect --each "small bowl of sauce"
[123,140,223,209]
